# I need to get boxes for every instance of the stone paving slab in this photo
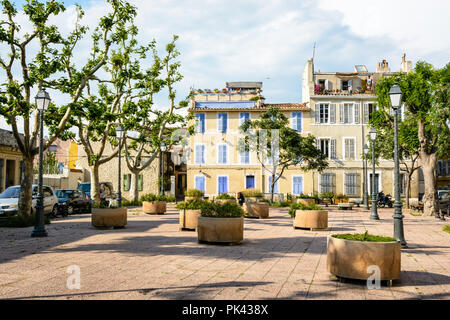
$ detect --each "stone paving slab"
[0,205,449,300]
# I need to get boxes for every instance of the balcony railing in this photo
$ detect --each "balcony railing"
[313,88,375,96]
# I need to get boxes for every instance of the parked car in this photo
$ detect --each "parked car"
[77,182,115,205]
[0,185,59,217]
[55,189,92,216]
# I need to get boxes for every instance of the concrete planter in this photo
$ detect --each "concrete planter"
[179,209,201,231]
[216,199,237,204]
[92,207,127,229]
[294,210,328,230]
[327,235,401,281]
[246,196,262,203]
[244,202,269,218]
[296,198,316,206]
[142,201,166,215]
[197,216,244,244]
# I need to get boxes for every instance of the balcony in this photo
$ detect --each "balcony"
[313,85,375,96]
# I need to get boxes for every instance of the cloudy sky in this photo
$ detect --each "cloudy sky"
[1,0,449,133]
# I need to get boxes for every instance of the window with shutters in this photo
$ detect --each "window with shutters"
[267,175,279,193]
[344,173,358,195]
[240,147,250,164]
[138,174,143,191]
[217,113,228,133]
[318,138,336,159]
[195,144,206,164]
[239,112,250,128]
[399,173,406,195]
[218,144,227,164]
[195,113,205,133]
[218,176,228,194]
[195,175,205,193]
[320,173,334,193]
[364,103,377,123]
[292,176,303,195]
[292,112,302,132]
[343,138,356,160]
[123,174,131,191]
[342,103,353,123]
[319,104,329,123]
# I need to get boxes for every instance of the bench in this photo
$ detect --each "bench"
[349,199,362,207]
[338,203,354,210]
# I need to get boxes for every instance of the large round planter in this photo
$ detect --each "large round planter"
[245,196,262,203]
[244,202,269,219]
[179,209,201,231]
[294,210,328,230]
[185,196,202,201]
[327,235,401,281]
[296,198,316,206]
[216,199,236,204]
[91,207,127,229]
[142,201,166,215]
[197,216,244,244]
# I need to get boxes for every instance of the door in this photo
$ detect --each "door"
[246,175,255,189]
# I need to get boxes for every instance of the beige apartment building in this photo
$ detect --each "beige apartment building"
[187,56,421,201]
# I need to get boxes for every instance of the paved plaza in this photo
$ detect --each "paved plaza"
[0,205,449,300]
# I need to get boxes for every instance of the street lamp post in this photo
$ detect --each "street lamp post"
[31,89,51,238]
[116,125,124,208]
[160,142,166,195]
[369,127,380,220]
[363,144,370,210]
[389,84,407,247]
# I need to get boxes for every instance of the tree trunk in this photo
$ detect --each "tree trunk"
[130,170,140,202]
[270,173,276,203]
[90,164,101,206]
[18,155,35,217]
[420,154,437,216]
[405,172,412,209]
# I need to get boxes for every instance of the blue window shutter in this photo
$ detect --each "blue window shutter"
[195,176,205,192]
[223,114,227,132]
[297,112,302,132]
[200,114,205,132]
[292,113,297,130]
[218,113,227,133]
[246,176,255,189]
[218,177,228,194]
[219,145,227,164]
[196,114,205,133]
[293,176,303,194]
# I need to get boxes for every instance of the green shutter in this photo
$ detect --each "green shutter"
[138,174,143,191]
[123,174,130,191]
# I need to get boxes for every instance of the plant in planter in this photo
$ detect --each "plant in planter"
[327,231,401,281]
[176,200,212,231]
[289,202,328,230]
[241,189,263,201]
[197,201,245,244]
[140,193,167,215]
[91,204,127,229]
[320,192,335,205]
[185,189,204,201]
[334,193,349,204]
[296,193,316,206]
[215,193,236,204]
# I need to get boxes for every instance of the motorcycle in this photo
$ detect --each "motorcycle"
[377,191,393,208]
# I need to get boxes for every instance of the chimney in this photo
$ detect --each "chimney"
[376,59,390,73]
[400,53,412,73]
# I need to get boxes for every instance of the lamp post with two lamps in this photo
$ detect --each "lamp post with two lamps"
[31,89,51,238]
[369,127,380,220]
[389,84,407,247]
[363,144,370,210]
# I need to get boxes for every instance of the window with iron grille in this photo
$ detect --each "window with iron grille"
[320,173,334,193]
[344,173,358,195]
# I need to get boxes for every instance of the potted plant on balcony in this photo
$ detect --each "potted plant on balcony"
[289,202,328,230]
[296,193,316,206]
[215,193,236,204]
[176,199,209,231]
[185,189,204,201]
[141,193,167,215]
[327,231,401,282]
[197,201,244,245]
[91,204,127,229]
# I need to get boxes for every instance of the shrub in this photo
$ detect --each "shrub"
[122,200,142,207]
[444,225,450,234]
[185,189,204,197]
[158,195,176,202]
[203,201,244,218]
[140,193,175,202]
[320,192,335,202]
[241,189,262,198]
[270,201,290,207]
[288,202,324,218]
[335,194,349,200]
[297,193,314,199]
[0,214,51,228]
[332,231,397,242]
[176,199,213,213]
[216,193,235,200]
